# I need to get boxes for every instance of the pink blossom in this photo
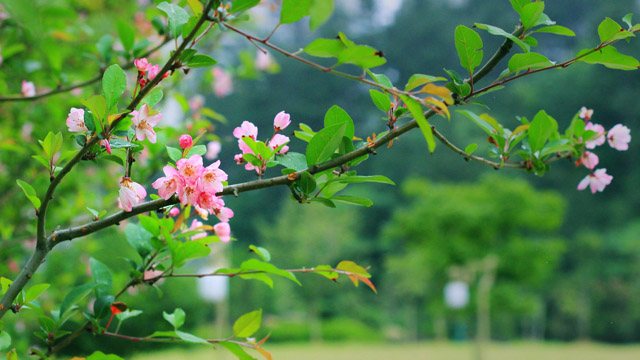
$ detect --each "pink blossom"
[233,121,258,140]
[577,168,613,194]
[238,138,254,154]
[179,183,200,206]
[206,141,221,160]
[119,177,147,212]
[234,154,245,164]
[177,155,204,184]
[607,124,631,151]
[584,122,606,149]
[102,139,112,154]
[66,108,88,132]
[187,219,207,241]
[147,64,161,80]
[579,107,593,121]
[255,50,273,71]
[21,81,35,97]
[179,134,193,149]
[577,151,599,170]
[143,269,164,281]
[214,206,234,222]
[168,207,180,217]
[199,160,228,194]
[273,111,291,131]
[189,95,205,113]
[269,134,290,154]
[213,222,231,243]
[212,66,233,97]
[152,166,184,200]
[134,58,149,73]
[131,104,162,143]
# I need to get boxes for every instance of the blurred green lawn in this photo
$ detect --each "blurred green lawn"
[131,342,640,360]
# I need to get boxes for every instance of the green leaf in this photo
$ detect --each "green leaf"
[314,265,339,280]
[337,45,386,68]
[509,0,529,14]
[90,258,112,297]
[109,138,139,149]
[117,20,135,52]
[576,46,640,70]
[0,277,12,293]
[116,309,143,323]
[220,341,258,360]
[0,331,11,352]
[508,52,553,73]
[369,90,391,113]
[454,25,483,75]
[233,309,262,337]
[532,25,575,36]
[60,283,96,317]
[140,86,163,109]
[276,152,308,171]
[240,259,301,285]
[86,351,125,360]
[520,2,545,29]
[367,70,393,88]
[465,143,478,154]
[324,105,355,140]
[474,23,530,52]
[280,0,313,24]
[186,144,207,157]
[303,38,346,58]
[166,146,183,162]
[158,2,190,37]
[328,175,395,185]
[249,245,271,262]
[238,273,274,288]
[309,0,334,31]
[171,241,211,267]
[42,131,63,157]
[598,17,634,43]
[102,65,127,112]
[457,109,495,136]
[296,171,317,195]
[308,197,336,208]
[231,0,260,13]
[186,0,203,15]
[82,95,107,129]
[163,308,186,330]
[623,13,633,29]
[187,54,218,68]
[404,74,447,91]
[336,260,371,278]
[16,179,41,209]
[175,330,212,345]
[139,215,160,236]
[25,283,49,303]
[528,110,558,153]
[306,122,347,166]
[125,223,154,258]
[400,95,435,153]
[330,195,373,207]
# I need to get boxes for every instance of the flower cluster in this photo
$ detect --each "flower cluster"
[233,111,291,175]
[152,151,233,241]
[134,57,168,89]
[575,107,631,194]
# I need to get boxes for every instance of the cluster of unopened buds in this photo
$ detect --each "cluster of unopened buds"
[134,57,168,89]
[575,107,631,194]
[233,111,291,175]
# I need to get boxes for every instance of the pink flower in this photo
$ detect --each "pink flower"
[233,121,258,140]
[179,183,201,206]
[176,154,204,184]
[21,81,35,97]
[607,124,631,151]
[152,166,184,200]
[584,122,606,149]
[66,108,88,132]
[212,66,233,97]
[199,160,228,194]
[238,138,254,155]
[255,50,273,71]
[234,154,245,164]
[134,58,149,73]
[269,134,290,154]
[119,177,147,212]
[213,222,231,242]
[101,139,112,154]
[206,141,221,160]
[131,104,162,143]
[189,95,205,113]
[143,269,164,281]
[214,206,234,222]
[179,134,193,149]
[273,111,291,131]
[187,219,207,241]
[168,207,180,217]
[579,107,593,121]
[577,151,599,170]
[147,64,160,80]
[577,168,613,194]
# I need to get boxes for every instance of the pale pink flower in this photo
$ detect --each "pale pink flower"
[199,160,228,194]
[213,222,231,242]
[234,154,245,164]
[147,64,160,80]
[607,124,631,151]
[206,141,221,160]
[269,134,290,154]
[238,138,254,154]
[579,107,593,121]
[66,108,88,132]
[21,123,33,141]
[212,66,233,97]
[21,81,35,97]
[119,177,147,212]
[187,219,207,241]
[197,192,218,212]
[273,111,291,131]
[179,134,193,149]
[577,168,613,194]
[578,151,599,170]
[152,166,184,200]
[189,95,205,113]
[168,207,180,217]
[584,122,606,149]
[143,269,164,281]
[233,121,258,140]
[134,58,149,73]
[176,154,204,184]
[214,206,234,223]
[131,104,162,143]
[179,183,200,206]
[255,50,273,71]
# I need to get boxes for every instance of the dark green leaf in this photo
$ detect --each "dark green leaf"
[90,258,112,297]
[187,54,218,68]
[474,23,530,52]
[117,20,135,52]
[60,283,96,317]
[306,122,347,166]
[508,52,553,73]
[276,152,307,171]
[576,46,640,70]
[528,110,558,152]
[324,105,355,140]
[125,223,154,258]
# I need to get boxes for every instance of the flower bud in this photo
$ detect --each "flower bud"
[179,134,193,149]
